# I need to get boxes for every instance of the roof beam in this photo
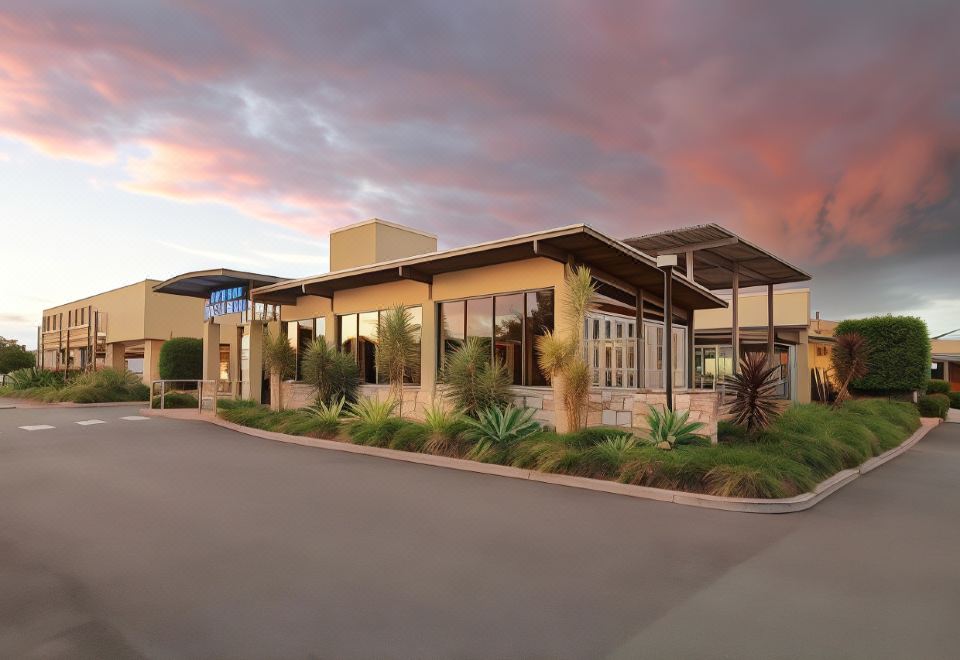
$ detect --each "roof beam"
[692,251,768,283]
[532,239,568,263]
[397,265,432,285]
[644,237,739,255]
[533,239,638,297]
[301,283,334,299]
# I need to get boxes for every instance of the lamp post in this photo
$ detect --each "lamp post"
[657,254,678,411]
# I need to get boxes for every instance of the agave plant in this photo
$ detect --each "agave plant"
[831,332,871,407]
[345,396,398,426]
[583,433,641,475]
[725,352,781,431]
[462,405,541,459]
[305,396,347,425]
[7,367,62,390]
[646,407,706,450]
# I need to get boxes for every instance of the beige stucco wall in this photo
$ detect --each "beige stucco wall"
[694,288,810,330]
[932,338,960,358]
[43,280,150,344]
[144,287,206,340]
[329,219,437,271]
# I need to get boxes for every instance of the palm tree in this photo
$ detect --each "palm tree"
[376,303,421,417]
[831,332,871,407]
[262,328,296,411]
[726,352,781,431]
[536,265,597,431]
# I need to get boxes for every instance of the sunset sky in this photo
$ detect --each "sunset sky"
[1,1,958,347]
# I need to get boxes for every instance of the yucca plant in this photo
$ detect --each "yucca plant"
[646,406,707,450]
[420,399,465,456]
[440,337,512,417]
[581,433,641,477]
[262,328,297,411]
[831,332,871,407]
[536,265,597,431]
[726,352,781,431]
[305,396,347,425]
[376,304,421,418]
[7,367,61,390]
[345,396,398,426]
[462,404,541,460]
[300,338,360,405]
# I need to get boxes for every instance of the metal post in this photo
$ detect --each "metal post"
[198,380,203,414]
[687,307,695,389]
[732,264,740,374]
[160,381,166,410]
[767,283,775,368]
[635,291,644,390]
[657,256,677,411]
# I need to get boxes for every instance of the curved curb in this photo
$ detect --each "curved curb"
[141,409,940,514]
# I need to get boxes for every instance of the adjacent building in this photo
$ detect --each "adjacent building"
[931,331,960,391]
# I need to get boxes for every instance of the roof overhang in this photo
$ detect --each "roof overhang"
[623,223,811,290]
[254,224,727,310]
[153,269,288,299]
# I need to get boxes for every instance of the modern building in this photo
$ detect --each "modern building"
[155,219,811,436]
[36,279,261,384]
[931,330,960,391]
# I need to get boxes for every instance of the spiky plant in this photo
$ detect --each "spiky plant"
[440,337,512,417]
[831,332,871,407]
[376,303,421,418]
[305,396,347,425]
[262,328,297,411]
[462,404,541,460]
[421,399,465,456]
[725,352,781,431]
[300,338,360,405]
[645,407,707,450]
[535,265,598,431]
[345,395,398,426]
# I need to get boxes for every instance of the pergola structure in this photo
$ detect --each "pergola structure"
[623,224,811,374]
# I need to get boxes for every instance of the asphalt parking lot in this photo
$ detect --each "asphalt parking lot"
[1,403,958,659]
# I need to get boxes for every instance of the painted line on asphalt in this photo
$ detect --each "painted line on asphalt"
[120,416,150,421]
[76,419,106,426]
[19,425,55,431]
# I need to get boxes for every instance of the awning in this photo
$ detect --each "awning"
[252,224,727,311]
[153,269,287,299]
[623,224,811,289]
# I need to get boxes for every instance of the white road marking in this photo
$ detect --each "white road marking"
[76,419,106,426]
[19,425,55,431]
[120,416,149,421]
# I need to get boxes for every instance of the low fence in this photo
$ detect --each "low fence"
[150,380,243,412]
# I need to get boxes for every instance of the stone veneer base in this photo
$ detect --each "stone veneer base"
[141,409,940,514]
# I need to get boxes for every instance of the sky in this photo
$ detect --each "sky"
[1,0,959,348]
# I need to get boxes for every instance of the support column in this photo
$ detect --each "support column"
[687,307,695,389]
[685,251,694,280]
[142,340,164,386]
[796,329,811,403]
[105,342,125,371]
[246,321,264,403]
[657,257,677,410]
[635,291,644,390]
[767,283,775,368]
[202,320,221,382]
[732,264,740,374]
[420,297,437,396]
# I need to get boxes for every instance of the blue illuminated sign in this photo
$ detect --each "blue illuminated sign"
[204,286,249,319]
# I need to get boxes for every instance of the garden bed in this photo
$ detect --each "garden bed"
[0,368,150,403]
[217,399,921,501]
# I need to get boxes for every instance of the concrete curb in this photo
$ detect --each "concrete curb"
[1,399,145,409]
[141,409,941,514]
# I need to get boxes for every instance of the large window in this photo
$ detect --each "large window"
[440,289,554,386]
[337,307,422,384]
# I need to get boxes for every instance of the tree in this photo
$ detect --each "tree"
[262,329,296,411]
[536,265,597,431]
[158,337,203,380]
[831,332,871,407]
[300,337,360,405]
[726,352,781,432]
[376,303,421,418]
[0,344,35,374]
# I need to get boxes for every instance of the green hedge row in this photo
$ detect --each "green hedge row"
[834,316,931,393]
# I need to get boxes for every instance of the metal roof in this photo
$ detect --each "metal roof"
[623,223,811,290]
[254,224,727,311]
[153,269,287,299]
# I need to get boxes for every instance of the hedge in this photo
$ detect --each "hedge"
[950,392,960,410]
[158,337,203,380]
[917,394,949,419]
[0,345,35,374]
[834,316,930,393]
[926,379,951,395]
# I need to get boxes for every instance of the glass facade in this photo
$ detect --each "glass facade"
[584,312,686,389]
[336,307,422,384]
[440,289,554,386]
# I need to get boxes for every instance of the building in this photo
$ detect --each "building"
[36,279,269,384]
[155,219,812,437]
[931,330,960,391]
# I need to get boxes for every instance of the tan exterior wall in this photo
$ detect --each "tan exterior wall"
[932,338,960,358]
[42,280,149,344]
[432,258,564,302]
[329,219,437,271]
[694,288,810,330]
[143,287,205,340]
[333,279,431,314]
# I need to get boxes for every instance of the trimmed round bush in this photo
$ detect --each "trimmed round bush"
[926,379,951,395]
[158,337,203,380]
[151,392,198,409]
[950,392,960,410]
[833,316,930,393]
[917,394,949,419]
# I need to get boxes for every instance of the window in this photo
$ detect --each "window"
[287,319,316,380]
[440,289,554,386]
[337,307,422,384]
[219,344,231,381]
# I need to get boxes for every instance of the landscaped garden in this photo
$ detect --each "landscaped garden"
[215,273,930,500]
[0,367,150,403]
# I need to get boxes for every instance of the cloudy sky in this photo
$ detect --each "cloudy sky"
[1,0,958,347]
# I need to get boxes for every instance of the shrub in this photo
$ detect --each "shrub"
[578,434,642,479]
[388,423,431,452]
[725,352,781,430]
[376,304,421,417]
[158,338,202,380]
[717,420,751,444]
[300,339,360,405]
[217,398,259,410]
[305,397,347,425]
[510,431,585,474]
[263,329,297,410]
[917,394,949,419]
[834,316,930,393]
[645,407,707,450]
[926,379,950,395]
[463,405,540,460]
[7,367,62,389]
[0,345,35,374]
[346,396,397,426]
[440,337,512,417]
[54,369,149,403]
[152,392,198,409]
[950,392,960,410]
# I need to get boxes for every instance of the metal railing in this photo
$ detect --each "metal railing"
[150,379,244,413]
